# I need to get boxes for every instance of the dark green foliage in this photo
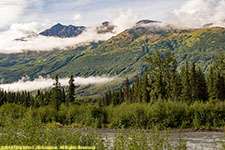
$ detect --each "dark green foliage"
[214,51,225,100]
[0,100,225,130]
[133,75,140,102]
[190,63,199,101]
[207,67,216,99]
[124,78,129,103]
[181,62,192,101]
[144,51,177,101]
[170,69,182,101]
[66,75,75,106]
[141,70,149,103]
[51,75,65,111]
[0,51,224,132]
[101,51,224,106]
[196,68,208,101]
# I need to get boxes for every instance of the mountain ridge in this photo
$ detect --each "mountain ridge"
[39,23,86,38]
[0,23,224,86]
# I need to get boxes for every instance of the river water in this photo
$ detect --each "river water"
[98,130,225,150]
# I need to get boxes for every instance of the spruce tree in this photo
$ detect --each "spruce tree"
[170,70,181,101]
[141,70,149,103]
[124,78,129,103]
[215,73,225,100]
[66,75,75,106]
[181,62,192,101]
[164,51,177,99]
[207,67,216,99]
[51,75,63,111]
[214,51,225,100]
[197,68,208,101]
[119,88,124,104]
[145,50,177,101]
[134,75,140,102]
[190,63,199,101]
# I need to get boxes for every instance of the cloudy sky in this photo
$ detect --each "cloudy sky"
[0,0,186,30]
[0,0,224,53]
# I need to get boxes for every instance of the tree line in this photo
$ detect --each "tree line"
[0,51,224,109]
[0,75,76,111]
[102,51,225,106]
[0,50,225,129]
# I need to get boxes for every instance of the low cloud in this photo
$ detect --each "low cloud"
[0,76,116,92]
[0,27,114,53]
[170,0,225,28]
[134,21,176,31]
[0,9,138,53]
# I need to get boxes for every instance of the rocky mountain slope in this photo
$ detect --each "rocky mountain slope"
[39,23,86,38]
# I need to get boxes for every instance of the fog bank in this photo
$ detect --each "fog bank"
[0,76,116,92]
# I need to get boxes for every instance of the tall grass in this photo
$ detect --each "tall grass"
[0,118,188,150]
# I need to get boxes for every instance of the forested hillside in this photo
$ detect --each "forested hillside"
[0,25,224,85]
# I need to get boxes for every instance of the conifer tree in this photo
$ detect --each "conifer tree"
[0,89,4,106]
[215,73,225,100]
[197,68,208,101]
[214,51,225,100]
[134,75,140,102]
[119,88,124,104]
[207,67,216,99]
[124,78,129,103]
[141,70,149,103]
[51,75,63,111]
[190,63,199,101]
[164,51,177,99]
[181,61,192,101]
[66,75,75,106]
[145,50,177,100]
[170,70,181,101]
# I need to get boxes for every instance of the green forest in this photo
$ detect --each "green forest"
[0,50,225,149]
[0,51,225,130]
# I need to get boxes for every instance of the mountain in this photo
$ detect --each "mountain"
[39,21,116,38]
[0,21,225,96]
[96,21,115,34]
[39,23,86,38]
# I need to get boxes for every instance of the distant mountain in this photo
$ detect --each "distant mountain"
[203,19,225,28]
[39,23,86,38]
[39,22,116,38]
[203,23,214,28]
[136,19,161,25]
[96,21,115,34]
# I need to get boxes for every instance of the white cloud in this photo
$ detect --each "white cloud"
[170,0,225,27]
[0,25,115,53]
[0,9,138,53]
[0,76,116,92]
[73,14,82,25]
[107,9,139,33]
[0,22,51,52]
[0,0,41,29]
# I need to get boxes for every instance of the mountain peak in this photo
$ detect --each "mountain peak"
[55,23,64,26]
[136,20,161,25]
[40,23,86,38]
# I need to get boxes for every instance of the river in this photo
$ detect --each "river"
[98,130,225,150]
